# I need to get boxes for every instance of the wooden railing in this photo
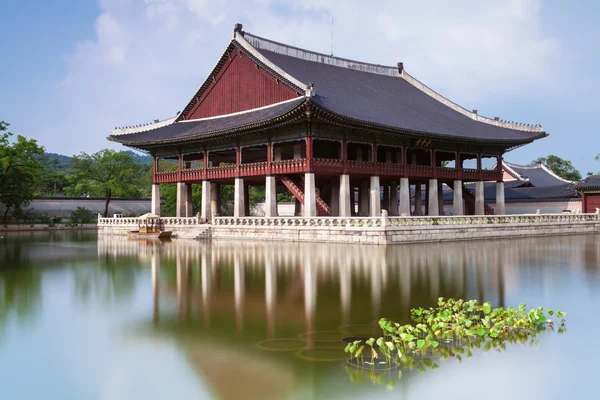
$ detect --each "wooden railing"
[153,158,502,182]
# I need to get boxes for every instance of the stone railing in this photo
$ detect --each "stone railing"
[213,216,384,228]
[97,215,205,227]
[214,210,600,229]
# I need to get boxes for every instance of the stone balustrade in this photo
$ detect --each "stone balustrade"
[97,216,204,227]
[213,211,600,228]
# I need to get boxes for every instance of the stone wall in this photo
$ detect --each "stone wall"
[0,224,97,232]
[211,214,600,245]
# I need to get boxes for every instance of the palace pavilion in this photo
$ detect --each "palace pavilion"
[109,23,547,220]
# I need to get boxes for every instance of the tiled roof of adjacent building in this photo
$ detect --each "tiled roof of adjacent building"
[503,162,573,187]
[574,175,600,191]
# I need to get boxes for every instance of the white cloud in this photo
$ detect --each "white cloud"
[42,0,558,155]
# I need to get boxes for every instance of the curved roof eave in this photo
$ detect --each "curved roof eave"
[309,100,548,147]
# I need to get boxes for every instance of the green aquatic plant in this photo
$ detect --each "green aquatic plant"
[344,298,567,383]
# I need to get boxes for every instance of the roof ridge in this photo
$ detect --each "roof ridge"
[112,116,177,136]
[179,97,304,124]
[242,28,545,134]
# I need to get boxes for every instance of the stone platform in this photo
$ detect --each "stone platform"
[98,211,600,245]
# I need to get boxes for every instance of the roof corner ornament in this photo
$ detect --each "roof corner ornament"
[234,23,244,37]
[305,82,316,97]
[397,62,404,74]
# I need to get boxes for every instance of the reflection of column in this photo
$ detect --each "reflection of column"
[265,253,277,337]
[176,253,185,317]
[152,251,160,323]
[304,258,316,337]
[371,258,381,319]
[234,253,245,331]
[340,262,351,326]
[201,247,212,324]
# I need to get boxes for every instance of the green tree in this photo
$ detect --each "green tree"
[531,155,582,181]
[67,149,149,217]
[0,121,45,223]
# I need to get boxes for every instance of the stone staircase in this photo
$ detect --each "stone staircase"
[172,225,212,240]
[461,184,495,215]
[279,175,331,216]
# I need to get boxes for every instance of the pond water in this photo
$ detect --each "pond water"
[1,231,599,399]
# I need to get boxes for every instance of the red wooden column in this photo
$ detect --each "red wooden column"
[477,153,483,180]
[342,139,348,173]
[236,146,241,177]
[431,150,437,178]
[267,140,272,175]
[306,136,313,172]
[203,150,209,180]
[457,151,462,170]
[402,145,407,175]
[152,156,157,183]
[178,153,183,181]
[582,192,587,213]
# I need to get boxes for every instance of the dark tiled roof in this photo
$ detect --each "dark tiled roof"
[504,163,570,186]
[444,183,579,202]
[574,175,600,191]
[255,49,545,143]
[109,99,304,145]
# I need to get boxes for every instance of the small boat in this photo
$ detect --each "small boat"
[128,213,172,239]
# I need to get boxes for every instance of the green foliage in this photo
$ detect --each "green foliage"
[70,207,95,223]
[532,155,582,181]
[345,298,567,383]
[0,121,45,223]
[67,149,150,217]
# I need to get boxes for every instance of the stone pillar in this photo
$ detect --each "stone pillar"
[428,179,439,216]
[475,181,485,215]
[399,178,410,216]
[496,181,505,215]
[370,176,381,217]
[304,173,317,217]
[244,183,250,216]
[453,180,464,216]
[438,181,445,216]
[176,182,187,217]
[339,174,351,217]
[330,178,340,216]
[201,180,211,221]
[389,181,398,216]
[234,178,245,217]
[414,184,422,216]
[359,179,369,216]
[151,183,161,216]
[382,184,390,212]
[265,176,277,217]
[210,182,220,216]
[185,183,193,217]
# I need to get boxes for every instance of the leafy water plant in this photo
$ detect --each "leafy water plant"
[344,298,566,383]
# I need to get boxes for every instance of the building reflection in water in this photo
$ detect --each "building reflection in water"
[96,235,600,399]
[97,235,600,335]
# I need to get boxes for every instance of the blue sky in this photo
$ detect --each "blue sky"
[1,0,599,175]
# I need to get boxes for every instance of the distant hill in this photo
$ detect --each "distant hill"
[40,150,152,167]
[123,150,153,165]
